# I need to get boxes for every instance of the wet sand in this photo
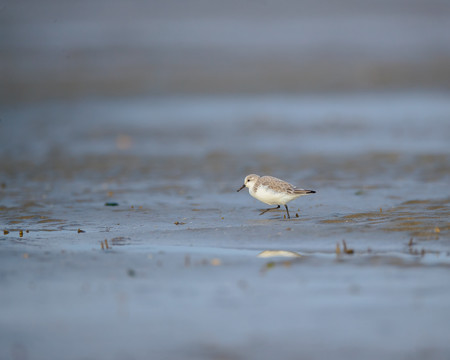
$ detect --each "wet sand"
[1,93,450,360]
[2,0,450,358]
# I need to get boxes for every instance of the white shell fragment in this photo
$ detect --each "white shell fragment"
[257,250,303,258]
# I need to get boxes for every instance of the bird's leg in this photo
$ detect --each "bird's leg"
[284,204,291,219]
[259,205,280,215]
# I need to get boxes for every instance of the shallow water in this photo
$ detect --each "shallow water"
[1,92,450,359]
[2,0,450,357]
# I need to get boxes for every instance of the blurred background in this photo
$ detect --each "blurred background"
[1,2,450,360]
[1,0,450,103]
[1,0,449,175]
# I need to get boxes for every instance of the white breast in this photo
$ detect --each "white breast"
[249,184,298,205]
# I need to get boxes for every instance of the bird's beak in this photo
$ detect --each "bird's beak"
[237,184,245,192]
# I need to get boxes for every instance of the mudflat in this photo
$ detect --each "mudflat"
[1,93,449,360]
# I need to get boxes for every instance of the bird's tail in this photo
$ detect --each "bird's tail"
[294,189,316,195]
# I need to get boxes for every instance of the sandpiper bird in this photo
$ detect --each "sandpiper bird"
[237,174,316,219]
